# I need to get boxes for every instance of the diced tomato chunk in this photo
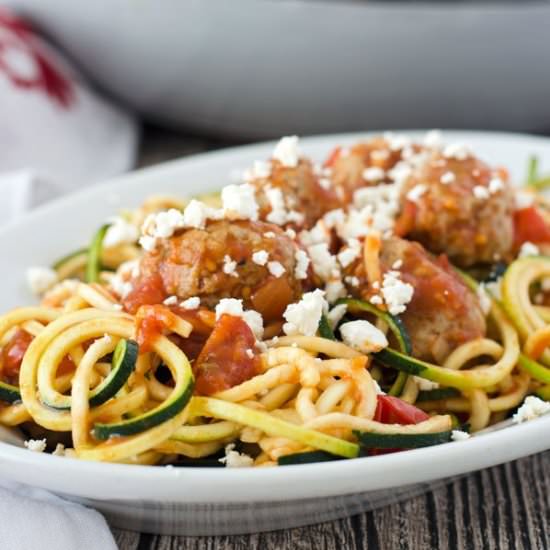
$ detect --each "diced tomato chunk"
[1,329,33,382]
[513,206,550,248]
[374,395,430,425]
[323,146,341,168]
[194,314,261,395]
[123,273,166,314]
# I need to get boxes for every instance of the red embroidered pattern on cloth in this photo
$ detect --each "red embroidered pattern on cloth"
[0,9,74,108]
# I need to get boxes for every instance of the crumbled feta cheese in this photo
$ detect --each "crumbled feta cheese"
[515,190,535,210]
[243,160,272,181]
[488,177,504,194]
[267,261,286,278]
[264,231,276,238]
[440,171,456,185]
[323,209,346,229]
[451,430,471,442]
[388,162,412,186]
[219,443,254,468]
[180,296,200,310]
[392,259,403,270]
[215,299,264,339]
[339,320,388,353]
[325,279,346,303]
[371,149,390,162]
[406,184,428,204]
[285,228,297,239]
[104,217,139,248]
[265,186,288,226]
[308,243,340,281]
[252,250,269,266]
[363,166,385,182]
[52,443,66,456]
[245,348,255,359]
[383,132,411,152]
[318,178,332,190]
[141,208,185,242]
[413,376,439,391]
[110,273,133,298]
[337,238,361,268]
[26,267,58,295]
[24,438,47,453]
[473,185,490,200]
[423,129,443,149]
[283,289,328,336]
[518,241,540,258]
[272,135,300,167]
[443,143,470,160]
[295,249,310,280]
[381,270,414,315]
[222,183,259,221]
[223,255,239,277]
[344,275,360,287]
[512,396,550,423]
[327,303,347,329]
[163,296,178,306]
[477,284,492,315]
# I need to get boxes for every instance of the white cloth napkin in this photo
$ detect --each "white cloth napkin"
[0,8,137,549]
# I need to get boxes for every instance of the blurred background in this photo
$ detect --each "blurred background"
[1,0,549,211]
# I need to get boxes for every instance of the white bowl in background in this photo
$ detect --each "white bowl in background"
[0,131,549,535]
[6,0,550,138]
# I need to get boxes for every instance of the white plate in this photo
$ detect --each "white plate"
[1,131,549,535]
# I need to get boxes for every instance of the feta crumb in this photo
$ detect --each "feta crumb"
[243,160,272,181]
[406,184,428,204]
[337,238,361,268]
[283,289,328,336]
[264,231,276,238]
[327,303,347,329]
[26,267,58,295]
[110,273,133,298]
[515,190,535,210]
[477,284,492,315]
[518,241,540,258]
[104,217,139,248]
[325,279,346,303]
[215,298,264,339]
[488,177,504,194]
[443,143,470,160]
[180,296,200,310]
[285,228,297,239]
[363,166,385,182]
[223,255,239,277]
[308,243,340,282]
[24,438,47,452]
[413,376,440,391]
[473,185,490,200]
[318,177,332,190]
[268,261,286,278]
[339,320,388,353]
[451,430,471,442]
[245,348,255,359]
[512,396,550,423]
[371,149,390,162]
[52,443,66,456]
[265,186,289,225]
[272,135,300,167]
[344,275,360,287]
[440,171,456,185]
[295,249,310,280]
[381,271,414,315]
[222,183,259,221]
[423,129,443,148]
[392,259,403,270]
[219,443,254,468]
[369,295,383,305]
[252,250,269,266]
[163,296,178,306]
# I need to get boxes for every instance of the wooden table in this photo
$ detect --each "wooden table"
[113,126,550,550]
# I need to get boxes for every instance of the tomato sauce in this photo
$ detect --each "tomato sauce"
[135,304,176,353]
[123,273,166,315]
[194,314,261,395]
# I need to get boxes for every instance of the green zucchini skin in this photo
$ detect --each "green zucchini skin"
[93,378,195,440]
[278,450,344,465]
[375,348,428,377]
[0,381,21,404]
[318,314,336,341]
[52,247,88,271]
[354,429,453,449]
[85,224,110,283]
[416,387,461,402]
[88,339,139,408]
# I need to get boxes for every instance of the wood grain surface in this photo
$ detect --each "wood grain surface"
[112,126,550,550]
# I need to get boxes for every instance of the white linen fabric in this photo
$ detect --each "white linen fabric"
[0,8,137,549]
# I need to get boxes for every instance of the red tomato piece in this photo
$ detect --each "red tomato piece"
[1,329,33,382]
[374,395,430,425]
[123,273,166,314]
[513,206,550,248]
[323,146,341,168]
[194,314,261,396]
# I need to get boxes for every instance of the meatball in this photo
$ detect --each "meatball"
[248,157,341,229]
[136,220,308,322]
[343,236,486,363]
[328,136,423,203]
[396,151,514,266]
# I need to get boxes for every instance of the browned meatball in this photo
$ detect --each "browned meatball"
[343,236,486,363]
[248,158,341,229]
[327,136,422,203]
[137,220,308,322]
[396,152,514,267]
